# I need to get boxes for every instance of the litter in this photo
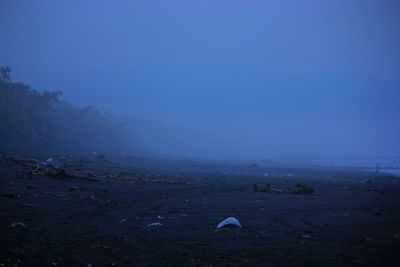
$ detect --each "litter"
[8,155,103,180]
[216,217,242,228]
[33,157,66,177]
[147,222,163,227]
[45,158,62,169]
[10,222,26,228]
[253,182,314,195]
[253,183,283,193]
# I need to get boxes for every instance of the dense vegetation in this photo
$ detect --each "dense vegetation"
[0,67,135,155]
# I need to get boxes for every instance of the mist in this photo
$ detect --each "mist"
[2,2,400,265]
[1,0,399,161]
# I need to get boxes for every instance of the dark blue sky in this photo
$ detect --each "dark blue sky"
[1,0,399,158]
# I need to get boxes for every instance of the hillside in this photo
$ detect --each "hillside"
[0,67,135,156]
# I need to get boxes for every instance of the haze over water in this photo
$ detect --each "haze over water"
[1,0,399,161]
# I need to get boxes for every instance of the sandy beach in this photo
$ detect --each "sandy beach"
[0,155,399,266]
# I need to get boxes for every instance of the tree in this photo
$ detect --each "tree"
[0,66,11,83]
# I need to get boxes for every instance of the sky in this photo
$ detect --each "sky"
[1,0,400,159]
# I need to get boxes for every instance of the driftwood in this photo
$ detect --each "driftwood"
[7,155,67,177]
[7,155,43,168]
[291,183,314,194]
[5,155,98,181]
[253,182,314,195]
[253,183,284,193]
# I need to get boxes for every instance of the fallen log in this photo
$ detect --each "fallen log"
[253,182,314,195]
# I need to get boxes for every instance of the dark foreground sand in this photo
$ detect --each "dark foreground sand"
[0,156,399,266]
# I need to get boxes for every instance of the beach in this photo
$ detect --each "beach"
[1,155,399,266]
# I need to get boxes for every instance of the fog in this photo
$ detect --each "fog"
[1,0,400,161]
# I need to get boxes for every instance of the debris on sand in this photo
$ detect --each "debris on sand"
[216,217,242,229]
[7,155,103,182]
[253,183,283,193]
[253,182,314,195]
[44,166,67,177]
[5,155,66,177]
[10,222,26,228]
[45,158,62,169]
[17,157,66,177]
[147,222,163,227]
[291,183,314,194]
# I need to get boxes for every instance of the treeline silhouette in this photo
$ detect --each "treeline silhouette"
[0,67,135,156]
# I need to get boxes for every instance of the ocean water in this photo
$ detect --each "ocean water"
[329,157,400,177]
[380,169,400,177]
[275,156,400,177]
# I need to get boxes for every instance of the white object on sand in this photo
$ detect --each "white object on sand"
[45,158,63,169]
[147,222,163,227]
[216,217,242,228]
[10,222,26,228]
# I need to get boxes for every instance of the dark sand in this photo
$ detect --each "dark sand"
[1,156,399,266]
